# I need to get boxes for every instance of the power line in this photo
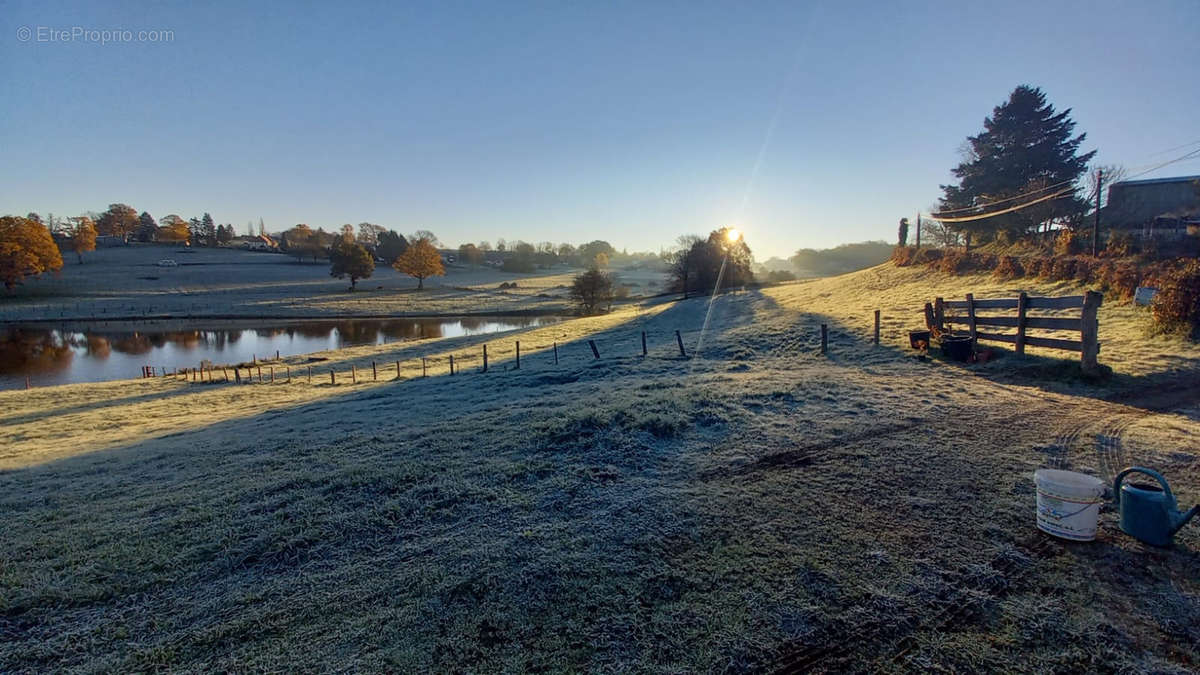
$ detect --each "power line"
[931,177,1078,215]
[1121,147,1200,182]
[926,187,1075,223]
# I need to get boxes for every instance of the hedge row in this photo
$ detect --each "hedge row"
[892,244,1200,336]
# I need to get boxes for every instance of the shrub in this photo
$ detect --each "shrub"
[1107,232,1136,257]
[936,250,968,274]
[1073,258,1097,284]
[1054,230,1082,257]
[912,248,944,265]
[1050,257,1077,281]
[891,245,916,266]
[992,255,1024,280]
[1150,260,1200,336]
[1101,262,1140,301]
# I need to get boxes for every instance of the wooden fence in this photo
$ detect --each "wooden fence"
[924,291,1102,375]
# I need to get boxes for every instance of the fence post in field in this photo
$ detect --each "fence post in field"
[395,360,401,380]
[641,331,647,356]
[934,297,945,332]
[553,341,559,364]
[482,345,488,373]
[873,310,881,345]
[821,324,828,355]
[372,361,377,380]
[276,350,280,361]
[331,369,336,385]
[589,340,600,359]
[1081,291,1102,376]
[25,376,31,390]
[308,366,313,383]
[1015,292,1029,355]
[422,358,427,377]
[222,367,229,382]
[235,369,242,384]
[924,302,935,331]
[352,365,357,383]
[965,293,979,348]
[515,341,520,369]
[270,367,275,383]
[449,355,455,375]
[286,366,291,383]
[257,366,262,382]
[675,330,687,358]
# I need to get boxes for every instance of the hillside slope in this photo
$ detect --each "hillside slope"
[2,263,1198,672]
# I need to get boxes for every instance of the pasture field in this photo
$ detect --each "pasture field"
[2,263,1197,672]
[0,244,672,321]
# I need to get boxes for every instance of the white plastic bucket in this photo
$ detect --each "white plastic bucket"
[1034,469,1105,541]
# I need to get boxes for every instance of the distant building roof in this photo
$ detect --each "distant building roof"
[1109,174,1200,188]
[1105,174,1200,226]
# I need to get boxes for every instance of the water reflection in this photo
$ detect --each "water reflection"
[0,315,560,389]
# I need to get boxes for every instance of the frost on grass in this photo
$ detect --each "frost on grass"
[2,263,1199,671]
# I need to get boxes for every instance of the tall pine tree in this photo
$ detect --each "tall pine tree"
[939,85,1095,244]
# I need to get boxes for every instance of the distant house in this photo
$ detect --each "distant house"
[1105,174,1200,239]
[230,234,278,251]
[95,235,129,248]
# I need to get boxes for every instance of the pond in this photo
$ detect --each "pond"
[0,315,564,390]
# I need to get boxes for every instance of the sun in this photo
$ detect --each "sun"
[726,227,741,243]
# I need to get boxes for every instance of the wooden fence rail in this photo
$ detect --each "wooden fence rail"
[926,290,1102,375]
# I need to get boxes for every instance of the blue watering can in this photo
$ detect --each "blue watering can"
[1113,467,1198,547]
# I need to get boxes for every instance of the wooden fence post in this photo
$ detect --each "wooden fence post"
[270,367,274,383]
[331,369,336,385]
[422,358,427,377]
[965,293,978,348]
[372,361,377,380]
[515,341,520,369]
[675,330,687,358]
[25,376,31,390]
[641,331,647,356]
[934,297,945,333]
[482,345,488,373]
[223,367,229,382]
[553,341,558,364]
[924,302,935,331]
[395,361,401,380]
[286,366,291,383]
[589,340,600,359]
[1015,292,1029,355]
[449,355,455,375]
[257,366,262,382]
[1081,291,1102,376]
[873,310,880,345]
[820,324,828,355]
[352,365,357,383]
[235,369,242,384]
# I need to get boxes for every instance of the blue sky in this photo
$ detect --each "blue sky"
[3,0,1198,259]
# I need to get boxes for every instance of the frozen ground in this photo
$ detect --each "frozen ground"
[0,244,672,321]
[1,263,1197,672]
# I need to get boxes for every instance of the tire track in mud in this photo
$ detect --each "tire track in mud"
[763,533,1061,673]
[755,379,1200,673]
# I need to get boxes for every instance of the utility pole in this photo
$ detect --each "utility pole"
[1092,169,1102,257]
[915,212,921,249]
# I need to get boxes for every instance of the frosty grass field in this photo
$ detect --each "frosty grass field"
[2,258,1198,672]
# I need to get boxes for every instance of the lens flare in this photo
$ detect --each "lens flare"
[726,228,741,242]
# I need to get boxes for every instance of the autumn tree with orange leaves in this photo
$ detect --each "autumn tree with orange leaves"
[0,215,63,289]
[393,237,444,290]
[67,216,97,264]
